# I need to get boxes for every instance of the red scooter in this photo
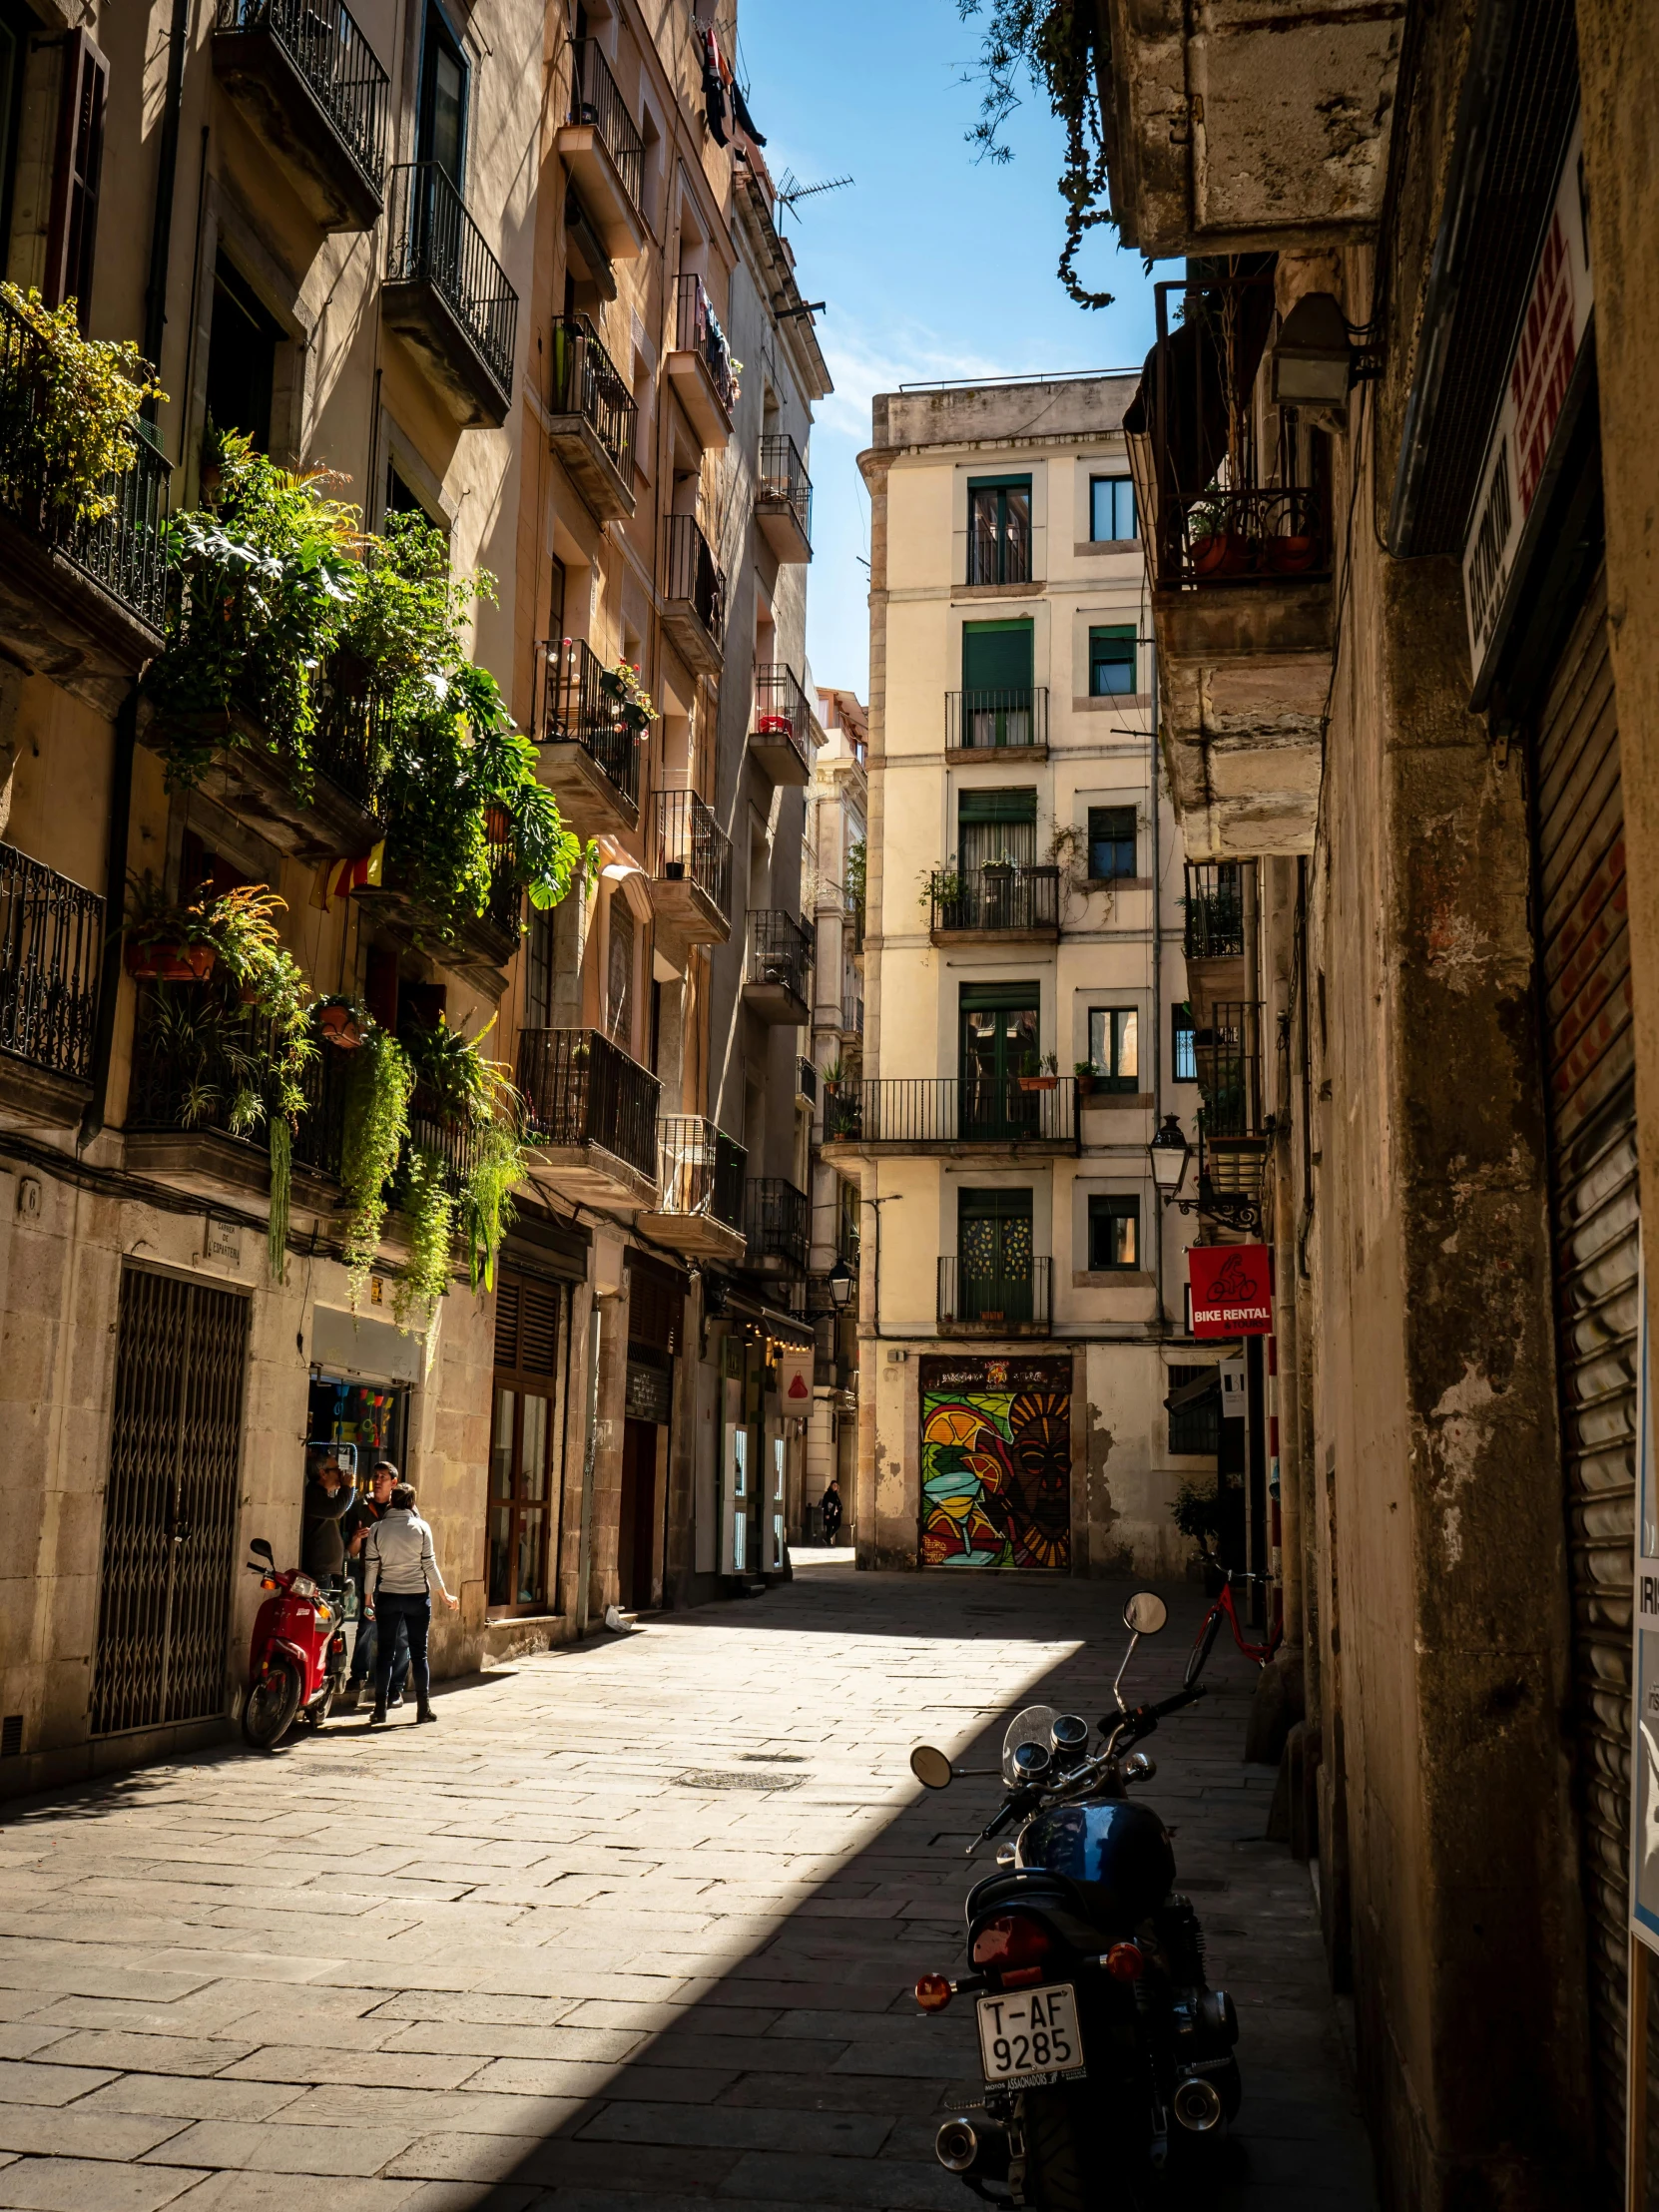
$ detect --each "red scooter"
[241,1536,351,1751]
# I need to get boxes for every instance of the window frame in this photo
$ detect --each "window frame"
[1167,1364,1221,1455]
[1172,1001,1197,1083]
[1086,1192,1142,1273]
[1087,1006,1141,1093]
[1088,625,1137,699]
[1087,805,1138,882]
[966,473,1033,587]
[1089,475,1136,543]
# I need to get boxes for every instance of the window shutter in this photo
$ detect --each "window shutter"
[44,31,108,326]
[520,1280,559,1375]
[493,1278,521,1369]
[958,788,1037,826]
[962,621,1033,692]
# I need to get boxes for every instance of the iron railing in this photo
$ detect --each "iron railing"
[127,995,348,1180]
[938,1255,1052,1332]
[536,636,641,809]
[674,274,737,417]
[516,1026,659,1182]
[309,673,391,813]
[746,1177,809,1272]
[0,843,103,1083]
[657,1114,746,1227]
[1194,1001,1264,1138]
[1183,860,1246,959]
[931,864,1059,935]
[757,433,812,547]
[654,790,731,919]
[752,664,812,776]
[663,512,725,642]
[823,1077,1078,1149]
[569,37,643,211]
[1132,272,1331,589]
[400,1087,481,1200]
[945,688,1048,752]
[548,313,635,482]
[386,162,517,398]
[968,486,1032,585]
[215,0,388,189]
[0,292,171,633]
[747,909,814,1003]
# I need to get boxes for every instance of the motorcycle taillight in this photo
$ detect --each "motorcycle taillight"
[970,1915,1053,1972]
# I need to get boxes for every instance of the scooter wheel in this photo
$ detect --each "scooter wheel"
[242,1658,303,1751]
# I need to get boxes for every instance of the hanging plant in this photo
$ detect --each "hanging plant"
[598,659,659,739]
[338,1023,414,1306]
[0,282,165,527]
[396,1147,456,1324]
[403,1013,530,1294]
[315,995,365,1049]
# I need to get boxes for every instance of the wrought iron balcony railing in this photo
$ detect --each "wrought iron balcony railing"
[823,1076,1078,1149]
[746,1176,809,1272]
[1129,272,1332,590]
[654,790,731,919]
[1194,1001,1264,1137]
[931,864,1059,935]
[663,511,725,640]
[757,433,812,545]
[1183,860,1246,959]
[0,842,103,1085]
[945,688,1048,753]
[127,995,348,1179]
[536,636,641,810]
[674,274,736,417]
[516,1026,659,1182]
[0,292,171,633]
[386,162,517,399]
[657,1115,746,1228]
[747,909,814,1001]
[548,313,636,483]
[938,1255,1052,1332]
[569,38,643,211]
[752,664,812,776]
[215,0,388,189]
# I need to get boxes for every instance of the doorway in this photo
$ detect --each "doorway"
[957,1188,1035,1324]
[618,1417,660,1609]
[958,981,1040,1140]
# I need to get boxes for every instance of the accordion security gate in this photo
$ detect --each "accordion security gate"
[91,1267,251,1738]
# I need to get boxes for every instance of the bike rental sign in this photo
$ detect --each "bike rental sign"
[1188,1245,1273,1339]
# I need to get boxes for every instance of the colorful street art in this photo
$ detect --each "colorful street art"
[918,1356,1072,1570]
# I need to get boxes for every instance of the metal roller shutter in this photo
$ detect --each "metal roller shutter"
[1534,563,1639,2173]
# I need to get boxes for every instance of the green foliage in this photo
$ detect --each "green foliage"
[957,1,1115,309]
[844,837,866,913]
[404,1014,529,1295]
[459,1115,526,1296]
[397,1148,456,1324]
[598,659,658,736]
[339,1024,415,1307]
[0,282,164,524]
[1171,1477,1225,1553]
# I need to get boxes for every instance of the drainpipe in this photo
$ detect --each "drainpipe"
[1149,617,1164,1328]
[78,685,138,1149]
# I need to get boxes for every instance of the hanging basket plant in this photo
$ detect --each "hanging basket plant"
[598,659,659,740]
[316,997,365,1050]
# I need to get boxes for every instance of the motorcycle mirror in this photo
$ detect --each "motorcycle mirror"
[249,1537,275,1564]
[909,1745,954,1791]
[1123,1592,1168,1636]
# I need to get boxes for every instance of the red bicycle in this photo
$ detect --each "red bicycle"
[1184,1565,1283,1688]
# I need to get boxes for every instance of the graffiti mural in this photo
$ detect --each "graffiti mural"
[918,1356,1072,1570]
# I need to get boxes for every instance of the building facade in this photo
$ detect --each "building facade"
[845,378,1217,1581]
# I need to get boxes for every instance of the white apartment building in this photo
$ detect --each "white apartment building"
[838,374,1214,1578]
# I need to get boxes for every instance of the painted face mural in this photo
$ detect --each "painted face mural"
[918,1357,1072,1570]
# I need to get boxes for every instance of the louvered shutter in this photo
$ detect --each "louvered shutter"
[493,1279,521,1370]
[44,31,108,325]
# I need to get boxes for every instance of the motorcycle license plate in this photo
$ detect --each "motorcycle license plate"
[976,1983,1086,2088]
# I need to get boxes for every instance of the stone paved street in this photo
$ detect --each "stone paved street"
[0,1558,1376,2211]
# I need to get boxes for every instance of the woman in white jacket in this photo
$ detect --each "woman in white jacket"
[362,1482,458,1726]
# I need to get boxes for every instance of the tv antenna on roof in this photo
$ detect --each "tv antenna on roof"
[775,171,853,225]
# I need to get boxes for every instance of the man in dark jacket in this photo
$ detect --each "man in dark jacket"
[301,1451,355,1584]
[339,1462,408,1713]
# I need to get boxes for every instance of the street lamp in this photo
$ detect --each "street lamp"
[1148,1114,1192,1204]
[827,1257,855,1311]
[1270,291,1354,407]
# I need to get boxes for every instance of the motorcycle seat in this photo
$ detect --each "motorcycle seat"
[965,1868,1101,1949]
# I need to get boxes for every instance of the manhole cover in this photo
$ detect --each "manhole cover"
[675,1769,802,1792]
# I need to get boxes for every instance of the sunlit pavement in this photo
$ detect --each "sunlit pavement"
[0,1554,1376,2211]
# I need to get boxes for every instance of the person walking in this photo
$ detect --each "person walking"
[339,1463,409,1713]
[362,1481,458,1726]
[821,1476,843,1547]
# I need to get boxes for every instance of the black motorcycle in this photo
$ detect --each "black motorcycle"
[908,1592,1241,2207]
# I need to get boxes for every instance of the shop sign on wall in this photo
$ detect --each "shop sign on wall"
[775,1349,814,1411]
[1188,1245,1273,1338]
[625,1360,673,1424]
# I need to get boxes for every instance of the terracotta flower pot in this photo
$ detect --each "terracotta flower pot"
[1266,534,1318,574]
[319,1005,362,1049]
[1018,1075,1059,1093]
[126,938,217,983]
[1191,532,1229,577]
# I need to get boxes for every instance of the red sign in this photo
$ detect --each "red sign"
[1188,1244,1273,1339]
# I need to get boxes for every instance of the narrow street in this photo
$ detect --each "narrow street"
[0,1561,1374,2212]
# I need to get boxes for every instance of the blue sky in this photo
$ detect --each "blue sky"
[736,0,1159,697]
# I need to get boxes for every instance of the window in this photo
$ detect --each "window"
[958,787,1037,873]
[1173,1001,1197,1082]
[1087,805,1137,880]
[1090,475,1136,542]
[607,893,634,1045]
[525,906,555,1028]
[967,474,1032,584]
[1089,625,1137,698]
[1087,1193,1140,1272]
[957,1188,1036,1324]
[960,620,1036,749]
[959,982,1042,1139]
[43,30,107,324]
[418,3,469,183]
[488,1274,562,1614]
[1167,1364,1220,1455]
[1088,1007,1139,1092]
[205,257,281,452]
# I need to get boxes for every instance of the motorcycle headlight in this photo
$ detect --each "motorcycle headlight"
[290,1573,320,1600]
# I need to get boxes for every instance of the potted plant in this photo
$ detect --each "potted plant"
[1075,1059,1100,1102]
[1019,1051,1060,1093]
[316,995,365,1050]
[124,872,221,980]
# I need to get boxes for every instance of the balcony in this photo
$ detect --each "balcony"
[945,688,1048,761]
[547,315,636,521]
[212,0,387,232]
[750,665,813,786]
[666,275,736,451]
[558,39,644,263]
[745,1177,810,1277]
[930,864,1060,947]
[1195,1000,1268,1230]
[188,677,387,861]
[1182,860,1248,1027]
[1103,0,1402,261]
[517,1026,660,1211]
[535,637,640,834]
[353,813,519,994]
[756,434,812,563]
[0,296,170,712]
[383,162,517,426]
[821,1077,1079,1159]
[743,911,813,1026]
[0,844,102,1124]
[652,791,731,944]
[637,1115,748,1262]
[661,513,725,676]
[1124,272,1332,857]
[938,1256,1052,1338]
